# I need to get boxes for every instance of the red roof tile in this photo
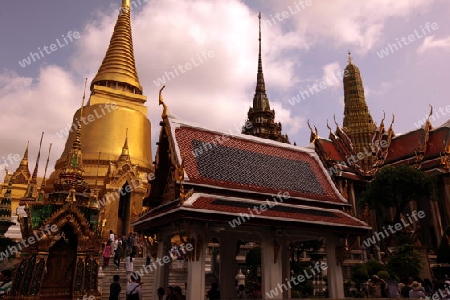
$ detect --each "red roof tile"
[173,124,346,204]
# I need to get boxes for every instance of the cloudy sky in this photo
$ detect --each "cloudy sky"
[1,0,450,176]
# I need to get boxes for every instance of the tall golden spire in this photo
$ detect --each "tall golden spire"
[342,53,376,171]
[242,13,289,144]
[90,0,142,94]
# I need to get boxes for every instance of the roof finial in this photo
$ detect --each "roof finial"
[258,12,263,75]
[38,143,52,201]
[122,0,130,7]
[159,86,168,118]
[348,51,352,65]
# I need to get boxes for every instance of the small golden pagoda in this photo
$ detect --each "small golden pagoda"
[242,13,289,143]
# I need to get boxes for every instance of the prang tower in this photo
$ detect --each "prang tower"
[242,13,289,143]
[47,0,152,238]
[342,53,376,171]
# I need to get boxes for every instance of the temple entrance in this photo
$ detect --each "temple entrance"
[118,181,131,236]
[40,224,78,298]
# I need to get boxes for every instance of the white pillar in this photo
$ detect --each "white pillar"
[261,231,283,300]
[219,231,238,299]
[154,235,170,300]
[326,236,344,298]
[186,226,206,300]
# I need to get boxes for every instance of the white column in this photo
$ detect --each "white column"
[154,235,170,300]
[219,231,238,300]
[326,236,344,298]
[186,226,206,300]
[261,231,283,300]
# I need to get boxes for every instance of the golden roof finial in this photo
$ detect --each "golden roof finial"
[348,51,353,65]
[91,0,142,93]
[159,86,168,118]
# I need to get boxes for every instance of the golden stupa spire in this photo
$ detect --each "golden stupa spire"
[11,141,31,183]
[90,0,142,94]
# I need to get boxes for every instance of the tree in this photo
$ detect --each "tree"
[437,226,450,264]
[363,164,435,225]
[387,244,422,279]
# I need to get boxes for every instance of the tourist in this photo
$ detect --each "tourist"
[126,253,134,282]
[109,230,115,243]
[127,232,134,256]
[103,240,112,268]
[113,235,119,257]
[409,281,426,298]
[173,286,186,300]
[207,282,220,300]
[237,284,247,299]
[165,286,174,300]
[109,275,121,300]
[385,275,400,298]
[132,233,139,256]
[126,272,142,300]
[401,277,414,298]
[157,287,165,300]
[0,270,13,296]
[369,275,382,298]
[114,240,123,270]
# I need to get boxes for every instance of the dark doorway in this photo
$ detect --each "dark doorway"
[41,224,78,298]
[118,181,131,236]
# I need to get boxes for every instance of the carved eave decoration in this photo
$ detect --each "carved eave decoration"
[307,120,319,143]
[37,202,100,252]
[370,114,395,175]
[440,141,450,172]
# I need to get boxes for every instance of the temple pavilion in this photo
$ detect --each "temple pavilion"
[132,13,370,300]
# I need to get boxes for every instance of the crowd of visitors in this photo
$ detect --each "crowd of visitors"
[365,274,450,298]
[156,285,187,299]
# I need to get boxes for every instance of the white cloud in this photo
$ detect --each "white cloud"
[321,62,342,89]
[417,35,450,54]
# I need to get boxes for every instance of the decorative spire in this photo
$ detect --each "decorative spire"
[254,12,268,110]
[90,0,142,94]
[24,132,43,199]
[11,141,31,184]
[241,13,289,144]
[119,128,130,161]
[55,79,89,193]
[348,51,352,65]
[31,132,44,185]
[38,143,52,202]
